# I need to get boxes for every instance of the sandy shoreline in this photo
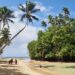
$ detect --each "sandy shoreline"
[0,59,50,75]
[0,59,75,75]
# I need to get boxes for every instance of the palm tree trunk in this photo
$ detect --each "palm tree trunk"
[0,25,26,51]
[11,25,26,41]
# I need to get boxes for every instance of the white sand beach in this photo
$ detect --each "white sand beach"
[0,59,75,75]
[0,59,51,75]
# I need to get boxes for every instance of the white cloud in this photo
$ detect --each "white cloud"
[35,3,46,12]
[35,1,53,13]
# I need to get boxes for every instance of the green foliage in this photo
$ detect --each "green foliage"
[41,20,47,27]
[0,6,14,54]
[0,7,15,29]
[1,28,10,44]
[0,28,11,53]
[38,30,44,39]
[28,7,75,62]
[19,1,40,23]
[28,41,38,59]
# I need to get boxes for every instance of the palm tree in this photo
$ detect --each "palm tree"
[19,0,39,23]
[1,28,10,44]
[0,7,15,30]
[48,15,55,25]
[41,20,47,27]
[59,13,64,19]
[63,7,70,17]
[11,1,40,40]
[62,8,70,25]
[0,7,15,52]
[0,28,11,53]
[0,1,40,51]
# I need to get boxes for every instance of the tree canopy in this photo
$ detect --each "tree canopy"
[28,8,75,62]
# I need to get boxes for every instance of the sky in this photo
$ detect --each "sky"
[0,0,75,57]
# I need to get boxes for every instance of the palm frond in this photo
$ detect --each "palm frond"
[63,7,70,15]
[19,1,40,23]
[41,20,47,27]
[31,9,40,13]
[32,15,39,21]
[8,19,14,23]
[28,17,32,22]
[21,14,26,21]
[9,15,16,18]
[19,4,26,12]
[27,2,35,11]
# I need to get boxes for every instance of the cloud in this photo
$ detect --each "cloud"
[35,1,53,13]
[35,3,46,12]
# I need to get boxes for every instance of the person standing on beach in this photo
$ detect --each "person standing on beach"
[9,59,13,64]
[15,59,17,64]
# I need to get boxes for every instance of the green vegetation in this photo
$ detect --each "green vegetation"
[65,66,75,69]
[0,0,75,62]
[28,8,75,62]
[0,7,15,53]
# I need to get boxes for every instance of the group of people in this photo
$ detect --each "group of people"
[9,59,17,64]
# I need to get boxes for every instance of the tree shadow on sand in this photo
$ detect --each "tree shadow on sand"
[65,66,75,69]
[34,64,55,68]
[0,65,29,75]
[1,64,18,67]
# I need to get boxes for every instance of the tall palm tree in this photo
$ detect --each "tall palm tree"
[0,1,40,51]
[0,7,15,30]
[11,1,40,40]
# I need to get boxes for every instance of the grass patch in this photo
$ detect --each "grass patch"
[65,66,75,69]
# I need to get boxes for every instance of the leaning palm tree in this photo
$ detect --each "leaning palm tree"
[0,7,15,30]
[0,1,40,51]
[11,0,40,40]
